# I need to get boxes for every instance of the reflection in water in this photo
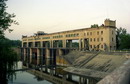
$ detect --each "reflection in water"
[0,39,18,84]
[8,61,52,84]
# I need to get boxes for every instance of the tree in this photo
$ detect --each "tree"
[10,40,22,47]
[0,0,18,83]
[0,0,18,37]
[119,34,130,49]
[91,24,99,28]
[116,27,130,50]
[0,38,18,84]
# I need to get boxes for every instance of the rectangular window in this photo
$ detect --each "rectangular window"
[69,34,70,37]
[97,31,99,35]
[90,32,92,35]
[84,33,86,36]
[71,34,73,37]
[110,46,112,49]
[97,38,99,42]
[74,34,76,37]
[97,45,99,48]
[94,45,96,48]
[77,33,79,36]
[87,32,89,35]
[101,38,103,41]
[90,38,92,42]
[101,45,103,48]
[112,37,113,41]
[94,38,96,42]
[101,31,103,34]
[90,45,92,48]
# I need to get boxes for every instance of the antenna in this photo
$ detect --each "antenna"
[105,1,109,19]
[106,8,109,19]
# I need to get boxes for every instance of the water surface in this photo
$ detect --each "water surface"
[8,61,52,84]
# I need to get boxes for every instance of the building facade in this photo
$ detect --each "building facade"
[21,19,116,66]
[22,19,116,51]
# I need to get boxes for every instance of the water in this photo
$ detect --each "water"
[8,61,52,84]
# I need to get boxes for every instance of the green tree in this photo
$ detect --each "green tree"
[119,34,130,49]
[0,0,18,83]
[0,0,18,37]
[91,24,99,28]
[10,40,22,47]
[0,38,18,83]
[116,27,130,50]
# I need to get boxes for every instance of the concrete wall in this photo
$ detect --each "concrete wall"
[97,59,130,84]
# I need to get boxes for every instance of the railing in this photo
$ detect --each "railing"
[108,50,130,53]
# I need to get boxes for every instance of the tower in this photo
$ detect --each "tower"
[104,19,116,28]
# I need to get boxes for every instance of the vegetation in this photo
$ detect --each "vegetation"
[91,24,99,28]
[0,38,18,83]
[10,40,21,47]
[116,27,130,50]
[0,0,18,83]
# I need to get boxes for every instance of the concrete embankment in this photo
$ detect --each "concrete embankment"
[97,59,130,84]
[63,51,130,82]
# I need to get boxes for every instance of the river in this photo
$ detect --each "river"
[8,61,53,84]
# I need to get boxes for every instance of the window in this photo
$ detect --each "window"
[90,32,92,35]
[69,34,70,37]
[101,38,103,41]
[94,38,96,42]
[71,34,73,37]
[97,31,99,35]
[90,45,92,48]
[57,36,58,38]
[73,34,75,37]
[112,31,113,35]
[90,38,92,42]
[112,37,113,41]
[97,45,99,48]
[87,32,89,35]
[110,46,112,49]
[101,31,103,34]
[97,38,99,42]
[101,45,103,48]
[94,45,96,48]
[84,33,86,36]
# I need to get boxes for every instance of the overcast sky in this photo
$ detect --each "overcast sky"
[5,0,130,40]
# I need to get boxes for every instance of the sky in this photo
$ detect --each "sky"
[5,0,130,40]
